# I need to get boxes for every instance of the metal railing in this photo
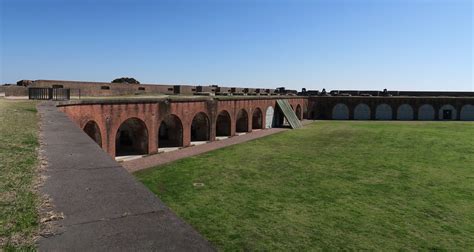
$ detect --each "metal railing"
[28,87,71,100]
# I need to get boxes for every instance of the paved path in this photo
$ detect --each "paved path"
[124,120,313,173]
[37,102,214,251]
[123,128,287,172]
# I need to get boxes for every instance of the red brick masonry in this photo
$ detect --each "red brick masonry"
[58,97,307,157]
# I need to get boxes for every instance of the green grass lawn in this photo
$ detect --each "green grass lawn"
[135,121,474,250]
[0,99,39,250]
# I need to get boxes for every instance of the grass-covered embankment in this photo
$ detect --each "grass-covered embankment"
[0,99,39,250]
[136,121,474,250]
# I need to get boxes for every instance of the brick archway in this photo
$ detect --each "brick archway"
[216,110,231,136]
[418,104,435,120]
[296,104,302,120]
[83,120,102,147]
[332,103,349,120]
[354,103,371,120]
[397,104,414,120]
[236,109,249,133]
[191,112,210,141]
[460,104,474,120]
[252,108,263,129]
[115,117,148,156]
[159,114,183,148]
[375,104,392,120]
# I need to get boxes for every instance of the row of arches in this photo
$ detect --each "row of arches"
[332,103,474,121]
[82,104,303,157]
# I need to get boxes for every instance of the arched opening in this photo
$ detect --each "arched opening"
[191,112,210,141]
[311,104,323,119]
[274,106,286,127]
[265,106,274,128]
[252,108,263,129]
[332,103,349,120]
[216,110,231,136]
[115,118,148,156]
[296,104,302,120]
[375,104,392,120]
[438,104,457,120]
[397,104,414,120]
[460,104,474,121]
[354,103,371,120]
[159,114,183,148]
[83,120,102,147]
[236,109,249,133]
[418,104,435,120]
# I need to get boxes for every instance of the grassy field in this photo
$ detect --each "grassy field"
[0,99,39,250]
[136,121,474,250]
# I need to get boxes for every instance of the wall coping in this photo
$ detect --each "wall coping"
[56,96,306,107]
[310,96,474,99]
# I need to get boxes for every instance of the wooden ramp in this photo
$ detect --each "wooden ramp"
[276,99,303,129]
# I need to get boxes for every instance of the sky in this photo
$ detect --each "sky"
[1,0,472,91]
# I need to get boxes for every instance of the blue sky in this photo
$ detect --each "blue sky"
[1,0,472,91]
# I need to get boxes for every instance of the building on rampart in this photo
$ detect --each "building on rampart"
[4,79,279,97]
[2,80,473,156]
[58,97,306,157]
[308,96,474,121]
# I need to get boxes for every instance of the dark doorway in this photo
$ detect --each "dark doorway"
[443,109,452,120]
[296,105,302,120]
[216,110,231,136]
[236,109,249,132]
[274,106,286,127]
[115,118,148,156]
[83,121,102,147]
[191,112,210,141]
[159,114,183,148]
[252,108,263,129]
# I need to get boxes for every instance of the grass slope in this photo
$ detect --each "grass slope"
[0,99,39,250]
[136,121,474,250]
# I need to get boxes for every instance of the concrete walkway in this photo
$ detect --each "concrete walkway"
[37,102,214,251]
